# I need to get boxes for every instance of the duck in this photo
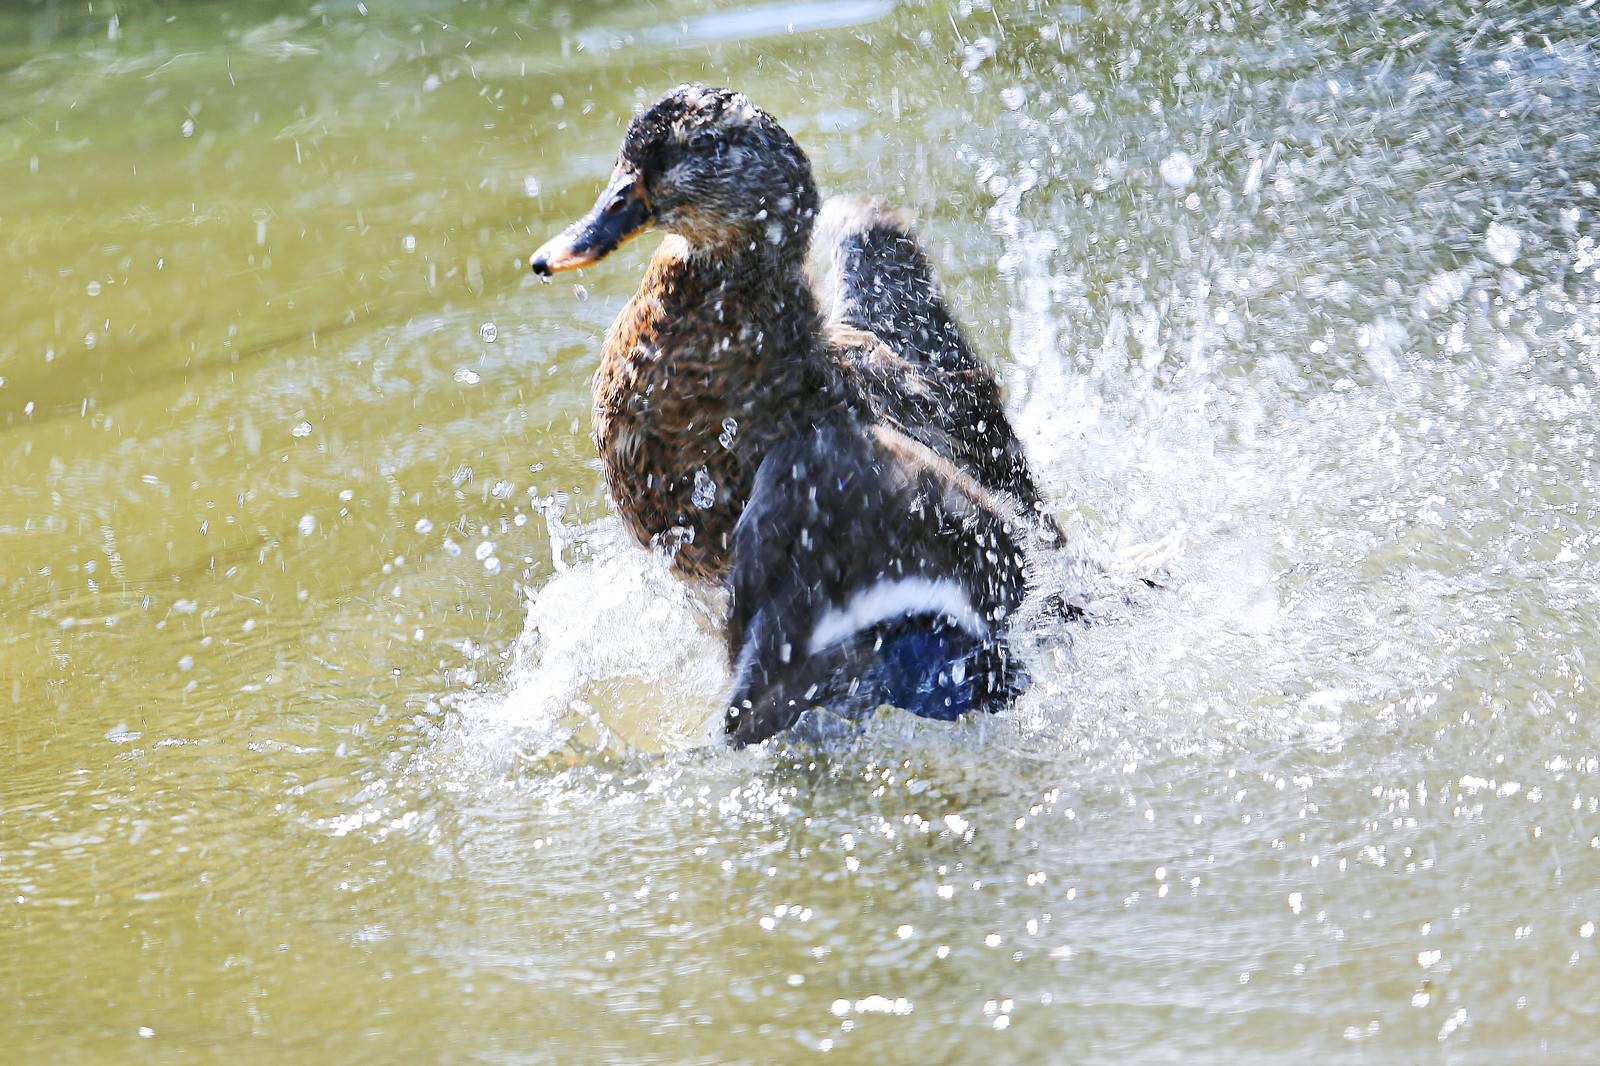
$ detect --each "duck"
[528,84,1054,746]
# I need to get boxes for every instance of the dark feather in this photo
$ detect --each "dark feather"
[818,199,1063,544]
[723,422,1029,747]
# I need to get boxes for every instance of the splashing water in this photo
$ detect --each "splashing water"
[442,520,731,768]
[6,0,1600,1061]
[691,467,718,510]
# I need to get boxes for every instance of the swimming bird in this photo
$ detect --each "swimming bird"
[529,84,1051,745]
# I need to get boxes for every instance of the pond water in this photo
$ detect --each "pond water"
[4,0,1599,1060]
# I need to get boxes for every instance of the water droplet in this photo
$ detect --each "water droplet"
[454,368,481,385]
[181,119,195,138]
[474,540,495,561]
[292,420,312,438]
[573,285,589,302]
[482,556,501,574]
[297,514,316,536]
[1484,221,1522,266]
[85,281,102,297]
[479,322,498,343]
[718,417,739,449]
[106,723,139,744]
[691,468,716,509]
[999,86,1027,110]
[402,234,417,253]
[414,518,433,534]
[1159,151,1195,189]
[523,176,541,198]
[960,36,996,74]
[442,538,461,557]
[656,525,695,558]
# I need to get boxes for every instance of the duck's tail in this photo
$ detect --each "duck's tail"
[722,421,1030,748]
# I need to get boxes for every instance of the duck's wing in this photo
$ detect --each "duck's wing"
[722,420,1030,748]
[815,197,1060,543]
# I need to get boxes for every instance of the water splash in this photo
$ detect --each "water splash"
[440,520,731,772]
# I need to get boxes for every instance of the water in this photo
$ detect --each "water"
[4,0,1599,1059]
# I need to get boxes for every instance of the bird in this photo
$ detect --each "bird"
[528,84,1054,746]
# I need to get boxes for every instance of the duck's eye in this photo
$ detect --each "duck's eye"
[688,130,716,153]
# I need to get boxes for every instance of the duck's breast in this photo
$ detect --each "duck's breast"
[590,260,765,580]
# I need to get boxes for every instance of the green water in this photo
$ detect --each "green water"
[5,0,1600,1060]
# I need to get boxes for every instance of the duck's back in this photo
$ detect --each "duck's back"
[815,198,1060,541]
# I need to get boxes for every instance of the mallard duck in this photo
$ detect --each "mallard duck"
[529,84,1054,745]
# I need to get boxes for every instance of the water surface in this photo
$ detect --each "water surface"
[4,0,1600,1060]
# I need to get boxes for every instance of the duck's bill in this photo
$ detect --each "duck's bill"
[529,169,653,276]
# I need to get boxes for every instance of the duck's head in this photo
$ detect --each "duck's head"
[530,85,819,275]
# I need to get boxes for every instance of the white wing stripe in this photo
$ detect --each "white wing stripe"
[807,577,987,655]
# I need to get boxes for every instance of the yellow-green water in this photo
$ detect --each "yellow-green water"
[5,0,1600,1060]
